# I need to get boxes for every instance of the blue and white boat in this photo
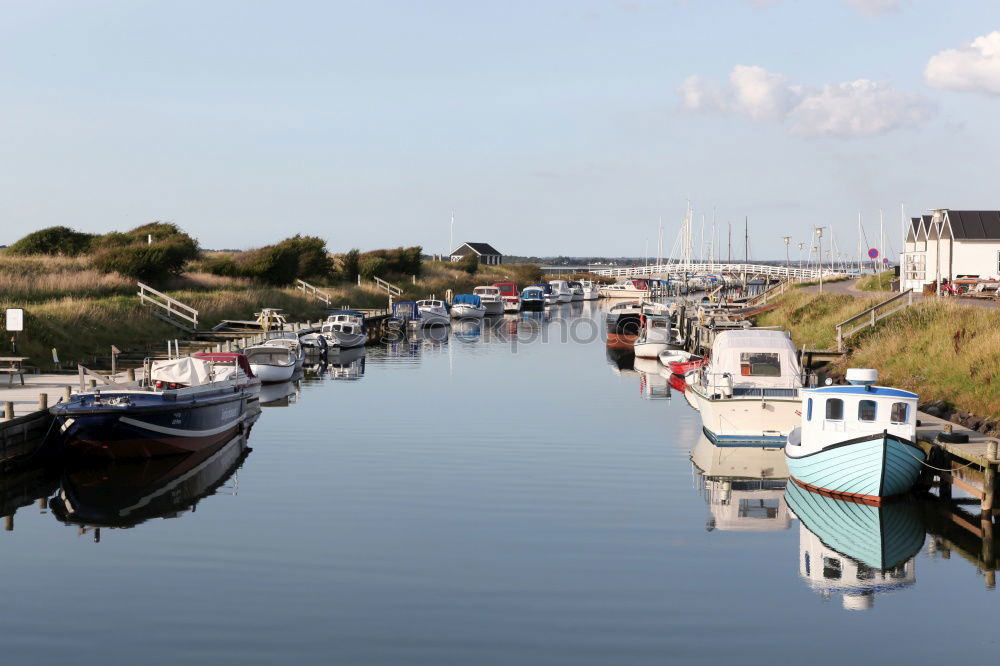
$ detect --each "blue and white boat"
[391,301,422,328]
[52,357,253,459]
[520,286,546,311]
[320,310,367,348]
[785,480,923,610]
[450,294,486,319]
[785,369,925,505]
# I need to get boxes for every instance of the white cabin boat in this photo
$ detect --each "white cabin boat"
[567,281,585,302]
[416,299,450,326]
[320,310,367,348]
[262,335,305,369]
[688,329,805,446]
[578,279,600,300]
[450,294,486,319]
[548,280,573,303]
[473,286,505,315]
[785,369,925,504]
[633,314,675,359]
[242,345,297,383]
[599,278,653,299]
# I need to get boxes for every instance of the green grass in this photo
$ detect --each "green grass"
[857,270,895,291]
[757,291,1000,420]
[792,275,852,288]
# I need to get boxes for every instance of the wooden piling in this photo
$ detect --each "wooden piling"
[38,393,47,410]
[64,386,72,401]
[127,368,136,382]
[985,441,998,514]
[3,402,12,420]
[4,515,12,531]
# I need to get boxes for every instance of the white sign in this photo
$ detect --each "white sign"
[5,308,24,332]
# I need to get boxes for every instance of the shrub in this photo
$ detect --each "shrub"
[204,235,334,286]
[359,256,387,279]
[91,240,195,280]
[341,249,360,282]
[7,226,97,256]
[457,253,478,275]
[358,246,423,277]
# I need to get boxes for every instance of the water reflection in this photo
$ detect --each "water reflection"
[51,431,251,537]
[634,357,670,400]
[260,379,300,405]
[785,481,923,610]
[690,435,790,532]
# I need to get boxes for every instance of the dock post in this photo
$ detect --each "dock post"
[939,457,953,501]
[64,386,72,401]
[984,441,997,514]
[127,368,136,382]
[2,401,12,420]
[38,393,47,410]
[3,515,11,531]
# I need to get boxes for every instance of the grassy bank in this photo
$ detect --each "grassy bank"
[856,270,894,291]
[0,254,544,370]
[756,291,1000,419]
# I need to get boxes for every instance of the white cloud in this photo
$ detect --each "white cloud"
[790,79,930,136]
[842,0,900,16]
[678,66,930,137]
[925,31,1000,94]
[728,65,802,121]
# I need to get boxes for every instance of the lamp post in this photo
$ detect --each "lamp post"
[931,208,944,297]
[783,236,791,279]
[815,226,824,293]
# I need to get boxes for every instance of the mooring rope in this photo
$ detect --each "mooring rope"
[898,444,981,472]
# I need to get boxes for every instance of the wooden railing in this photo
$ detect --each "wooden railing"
[373,276,403,297]
[589,261,843,280]
[296,279,332,306]
[137,282,198,332]
[835,289,914,352]
[743,278,793,307]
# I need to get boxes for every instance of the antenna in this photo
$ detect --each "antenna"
[449,211,455,259]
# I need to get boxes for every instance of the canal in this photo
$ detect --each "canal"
[0,302,994,664]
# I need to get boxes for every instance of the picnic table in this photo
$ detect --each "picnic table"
[0,357,29,386]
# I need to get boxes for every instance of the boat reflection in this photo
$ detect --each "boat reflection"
[50,431,251,535]
[452,319,482,341]
[785,481,924,610]
[691,435,790,532]
[327,346,366,380]
[634,357,670,400]
[605,346,636,377]
[260,379,300,406]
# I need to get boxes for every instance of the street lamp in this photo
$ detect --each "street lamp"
[815,227,824,293]
[783,236,791,279]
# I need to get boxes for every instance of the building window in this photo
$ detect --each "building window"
[891,402,908,424]
[826,398,844,420]
[858,400,877,422]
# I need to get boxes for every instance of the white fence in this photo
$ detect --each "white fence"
[588,262,844,280]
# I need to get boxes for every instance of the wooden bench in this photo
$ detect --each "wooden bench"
[0,357,29,387]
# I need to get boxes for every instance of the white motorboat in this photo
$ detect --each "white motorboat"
[633,313,675,359]
[785,369,925,504]
[320,310,367,348]
[417,299,450,326]
[548,279,573,303]
[567,281,585,302]
[473,285,505,315]
[450,294,486,319]
[531,284,559,306]
[578,279,600,300]
[242,345,297,383]
[599,278,653,299]
[658,349,694,366]
[262,335,306,369]
[687,329,805,446]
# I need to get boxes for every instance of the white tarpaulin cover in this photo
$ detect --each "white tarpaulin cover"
[150,357,214,386]
[707,330,802,388]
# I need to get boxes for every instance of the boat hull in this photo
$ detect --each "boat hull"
[418,311,450,326]
[690,386,801,446]
[786,433,925,505]
[502,299,521,313]
[328,330,367,348]
[521,298,543,311]
[633,341,669,359]
[480,301,503,315]
[451,304,486,319]
[250,363,296,383]
[55,392,248,459]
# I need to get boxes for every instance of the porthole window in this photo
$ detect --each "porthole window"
[891,402,908,424]
[826,398,844,421]
[859,400,877,422]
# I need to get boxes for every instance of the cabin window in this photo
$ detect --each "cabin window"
[651,320,668,329]
[891,402,908,424]
[804,552,811,576]
[858,400,877,422]
[807,398,813,421]
[856,564,875,581]
[739,352,781,377]
[826,398,844,421]
[823,557,842,580]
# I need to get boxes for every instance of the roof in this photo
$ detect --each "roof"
[804,385,918,399]
[946,211,1000,240]
[451,242,501,256]
[453,293,482,306]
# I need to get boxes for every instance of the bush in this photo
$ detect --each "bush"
[91,240,195,280]
[7,226,98,256]
[457,254,478,275]
[341,249,360,282]
[358,246,423,277]
[359,256,387,279]
[204,235,334,286]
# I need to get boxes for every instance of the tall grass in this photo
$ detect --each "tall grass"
[757,291,1000,418]
[857,270,894,291]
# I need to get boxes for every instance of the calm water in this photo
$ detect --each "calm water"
[1,302,995,664]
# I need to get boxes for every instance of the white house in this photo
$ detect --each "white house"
[900,209,1000,292]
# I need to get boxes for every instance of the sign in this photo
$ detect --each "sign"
[868,248,879,259]
[5,308,23,332]
[882,257,889,265]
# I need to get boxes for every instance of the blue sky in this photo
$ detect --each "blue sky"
[2,1,999,260]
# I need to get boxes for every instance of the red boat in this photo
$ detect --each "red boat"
[668,374,688,393]
[493,281,521,313]
[668,358,704,375]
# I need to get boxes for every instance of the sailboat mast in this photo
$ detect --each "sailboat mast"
[879,208,885,271]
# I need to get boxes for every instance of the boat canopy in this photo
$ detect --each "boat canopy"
[192,352,256,378]
[453,294,482,306]
[151,357,215,386]
[531,283,553,294]
[392,302,420,319]
[494,282,517,295]
[329,309,365,319]
[708,330,802,388]
[522,287,544,297]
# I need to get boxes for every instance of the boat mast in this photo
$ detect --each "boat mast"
[742,217,748,286]
[879,208,885,272]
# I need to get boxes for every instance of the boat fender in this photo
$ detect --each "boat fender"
[937,431,969,444]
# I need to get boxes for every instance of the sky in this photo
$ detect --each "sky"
[2,0,1000,261]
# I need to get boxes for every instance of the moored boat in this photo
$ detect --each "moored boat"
[530,283,559,306]
[599,278,653,299]
[416,299,450,326]
[320,310,368,348]
[243,345,297,383]
[632,313,675,359]
[567,281,585,302]
[51,357,252,459]
[450,294,486,319]
[520,286,545,311]
[493,281,521,312]
[578,279,600,300]
[391,301,422,328]
[473,285,505,315]
[262,335,306,368]
[784,369,925,505]
[548,279,573,303]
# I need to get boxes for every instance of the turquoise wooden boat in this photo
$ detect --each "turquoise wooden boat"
[784,370,925,504]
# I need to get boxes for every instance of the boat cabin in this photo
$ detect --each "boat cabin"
[392,301,421,323]
[798,370,918,449]
[522,286,544,299]
[704,330,803,397]
[494,282,518,297]
[473,286,501,300]
[325,309,366,332]
[416,299,446,310]
[531,283,554,295]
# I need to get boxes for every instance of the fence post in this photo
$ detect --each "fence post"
[836,326,843,353]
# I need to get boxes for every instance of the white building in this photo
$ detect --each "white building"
[900,209,1000,292]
